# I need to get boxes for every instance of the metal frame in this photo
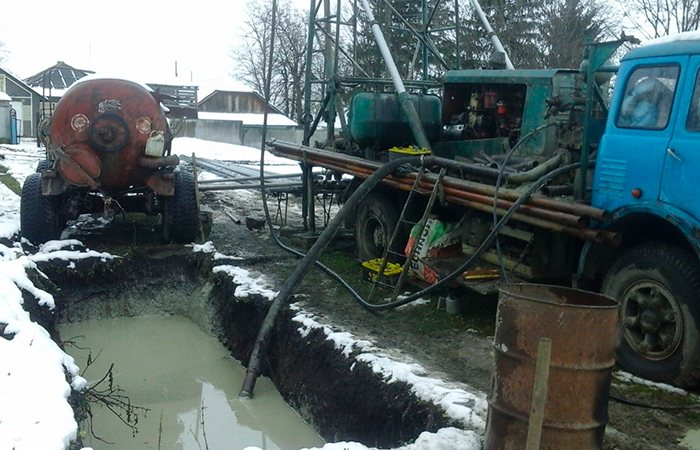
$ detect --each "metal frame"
[300,0,461,232]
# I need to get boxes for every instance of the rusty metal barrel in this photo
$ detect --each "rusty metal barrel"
[484,284,619,450]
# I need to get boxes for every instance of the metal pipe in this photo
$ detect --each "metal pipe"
[541,184,574,197]
[359,0,432,151]
[139,155,180,169]
[198,182,302,192]
[469,0,515,69]
[197,172,308,184]
[309,155,601,239]
[506,152,564,185]
[268,140,612,223]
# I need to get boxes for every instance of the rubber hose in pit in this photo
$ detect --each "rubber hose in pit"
[240,155,423,398]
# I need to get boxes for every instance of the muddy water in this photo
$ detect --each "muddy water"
[60,315,324,450]
[681,430,700,449]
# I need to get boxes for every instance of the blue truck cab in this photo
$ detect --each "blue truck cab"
[589,34,700,386]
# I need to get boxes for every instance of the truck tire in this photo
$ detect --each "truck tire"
[602,243,700,387]
[163,169,199,243]
[36,160,53,172]
[20,173,63,243]
[355,192,403,262]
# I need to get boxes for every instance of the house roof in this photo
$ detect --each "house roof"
[0,67,47,100]
[197,79,253,103]
[198,88,286,116]
[24,61,94,90]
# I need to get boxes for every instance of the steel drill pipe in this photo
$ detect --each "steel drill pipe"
[310,158,607,243]
[307,153,590,229]
[268,140,612,223]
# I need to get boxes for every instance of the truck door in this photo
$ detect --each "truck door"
[661,56,700,218]
[593,60,682,212]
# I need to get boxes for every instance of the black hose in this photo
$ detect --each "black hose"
[354,160,589,311]
[242,149,589,397]
[240,155,423,398]
[492,122,559,283]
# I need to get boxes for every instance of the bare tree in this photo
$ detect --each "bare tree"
[0,30,9,65]
[620,0,700,39]
[230,0,308,122]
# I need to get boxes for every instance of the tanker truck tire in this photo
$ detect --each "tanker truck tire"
[20,173,63,244]
[355,192,403,262]
[602,243,700,387]
[36,160,53,172]
[163,169,199,244]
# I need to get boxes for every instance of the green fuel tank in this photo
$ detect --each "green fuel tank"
[348,92,442,149]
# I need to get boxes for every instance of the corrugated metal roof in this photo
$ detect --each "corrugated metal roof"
[23,61,94,90]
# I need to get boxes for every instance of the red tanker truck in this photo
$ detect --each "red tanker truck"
[20,77,199,244]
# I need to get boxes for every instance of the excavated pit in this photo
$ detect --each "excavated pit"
[30,247,456,448]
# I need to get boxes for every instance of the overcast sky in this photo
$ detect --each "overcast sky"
[1,0,309,84]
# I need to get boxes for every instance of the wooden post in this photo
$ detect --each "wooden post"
[526,337,552,450]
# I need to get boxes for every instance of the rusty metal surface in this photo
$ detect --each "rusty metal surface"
[50,78,170,191]
[145,171,175,196]
[484,284,618,450]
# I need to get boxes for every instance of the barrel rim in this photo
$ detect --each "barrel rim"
[498,283,619,310]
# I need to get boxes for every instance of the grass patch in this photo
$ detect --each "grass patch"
[0,164,21,195]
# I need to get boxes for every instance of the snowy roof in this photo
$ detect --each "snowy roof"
[0,67,47,100]
[642,30,700,47]
[198,111,297,127]
[197,79,253,103]
[30,86,70,99]
[0,91,11,101]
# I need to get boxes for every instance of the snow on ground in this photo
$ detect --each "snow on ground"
[0,140,120,450]
[172,137,303,175]
[198,111,298,127]
[613,371,693,397]
[289,304,487,432]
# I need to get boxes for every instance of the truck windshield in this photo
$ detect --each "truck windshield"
[616,65,679,130]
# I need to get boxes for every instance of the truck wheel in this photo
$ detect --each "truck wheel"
[355,192,402,262]
[602,243,700,387]
[20,173,63,243]
[163,169,199,243]
[36,160,53,172]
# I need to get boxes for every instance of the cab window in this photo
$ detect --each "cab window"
[686,71,700,132]
[616,65,679,130]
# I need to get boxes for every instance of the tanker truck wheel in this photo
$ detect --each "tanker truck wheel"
[20,173,63,244]
[163,169,199,243]
[355,192,403,262]
[602,243,700,387]
[36,160,53,172]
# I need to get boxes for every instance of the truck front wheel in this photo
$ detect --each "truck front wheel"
[602,243,700,387]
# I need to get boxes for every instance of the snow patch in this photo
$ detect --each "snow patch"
[614,371,690,396]
[291,308,487,431]
[0,238,103,450]
[212,265,277,300]
[643,30,700,46]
